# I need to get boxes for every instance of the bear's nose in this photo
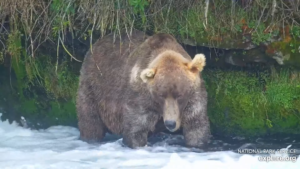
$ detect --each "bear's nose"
[164,120,176,131]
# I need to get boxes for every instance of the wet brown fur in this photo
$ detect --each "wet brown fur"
[76,30,211,148]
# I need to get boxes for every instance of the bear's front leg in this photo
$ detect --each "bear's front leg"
[182,102,211,148]
[122,130,148,148]
[183,117,211,148]
[122,109,159,149]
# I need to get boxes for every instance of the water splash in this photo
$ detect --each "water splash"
[0,114,299,169]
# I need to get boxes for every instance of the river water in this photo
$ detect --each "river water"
[0,113,299,169]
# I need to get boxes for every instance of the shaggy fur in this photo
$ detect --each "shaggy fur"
[76,30,211,148]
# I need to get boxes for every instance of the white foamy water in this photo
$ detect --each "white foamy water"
[0,114,299,169]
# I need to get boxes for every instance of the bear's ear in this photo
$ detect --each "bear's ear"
[140,68,156,83]
[187,53,206,73]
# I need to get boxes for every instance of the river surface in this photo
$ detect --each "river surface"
[0,113,299,169]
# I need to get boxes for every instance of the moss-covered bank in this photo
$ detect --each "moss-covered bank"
[1,61,300,137]
[0,63,78,128]
[203,67,300,137]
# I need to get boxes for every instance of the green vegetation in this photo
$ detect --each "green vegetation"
[1,0,299,94]
[203,67,300,137]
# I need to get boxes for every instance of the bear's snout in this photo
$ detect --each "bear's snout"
[164,120,176,131]
[163,97,181,132]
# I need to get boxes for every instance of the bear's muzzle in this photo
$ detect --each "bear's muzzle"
[163,97,181,132]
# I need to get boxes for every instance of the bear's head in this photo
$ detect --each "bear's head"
[140,50,206,132]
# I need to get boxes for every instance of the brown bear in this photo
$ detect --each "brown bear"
[76,30,211,148]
